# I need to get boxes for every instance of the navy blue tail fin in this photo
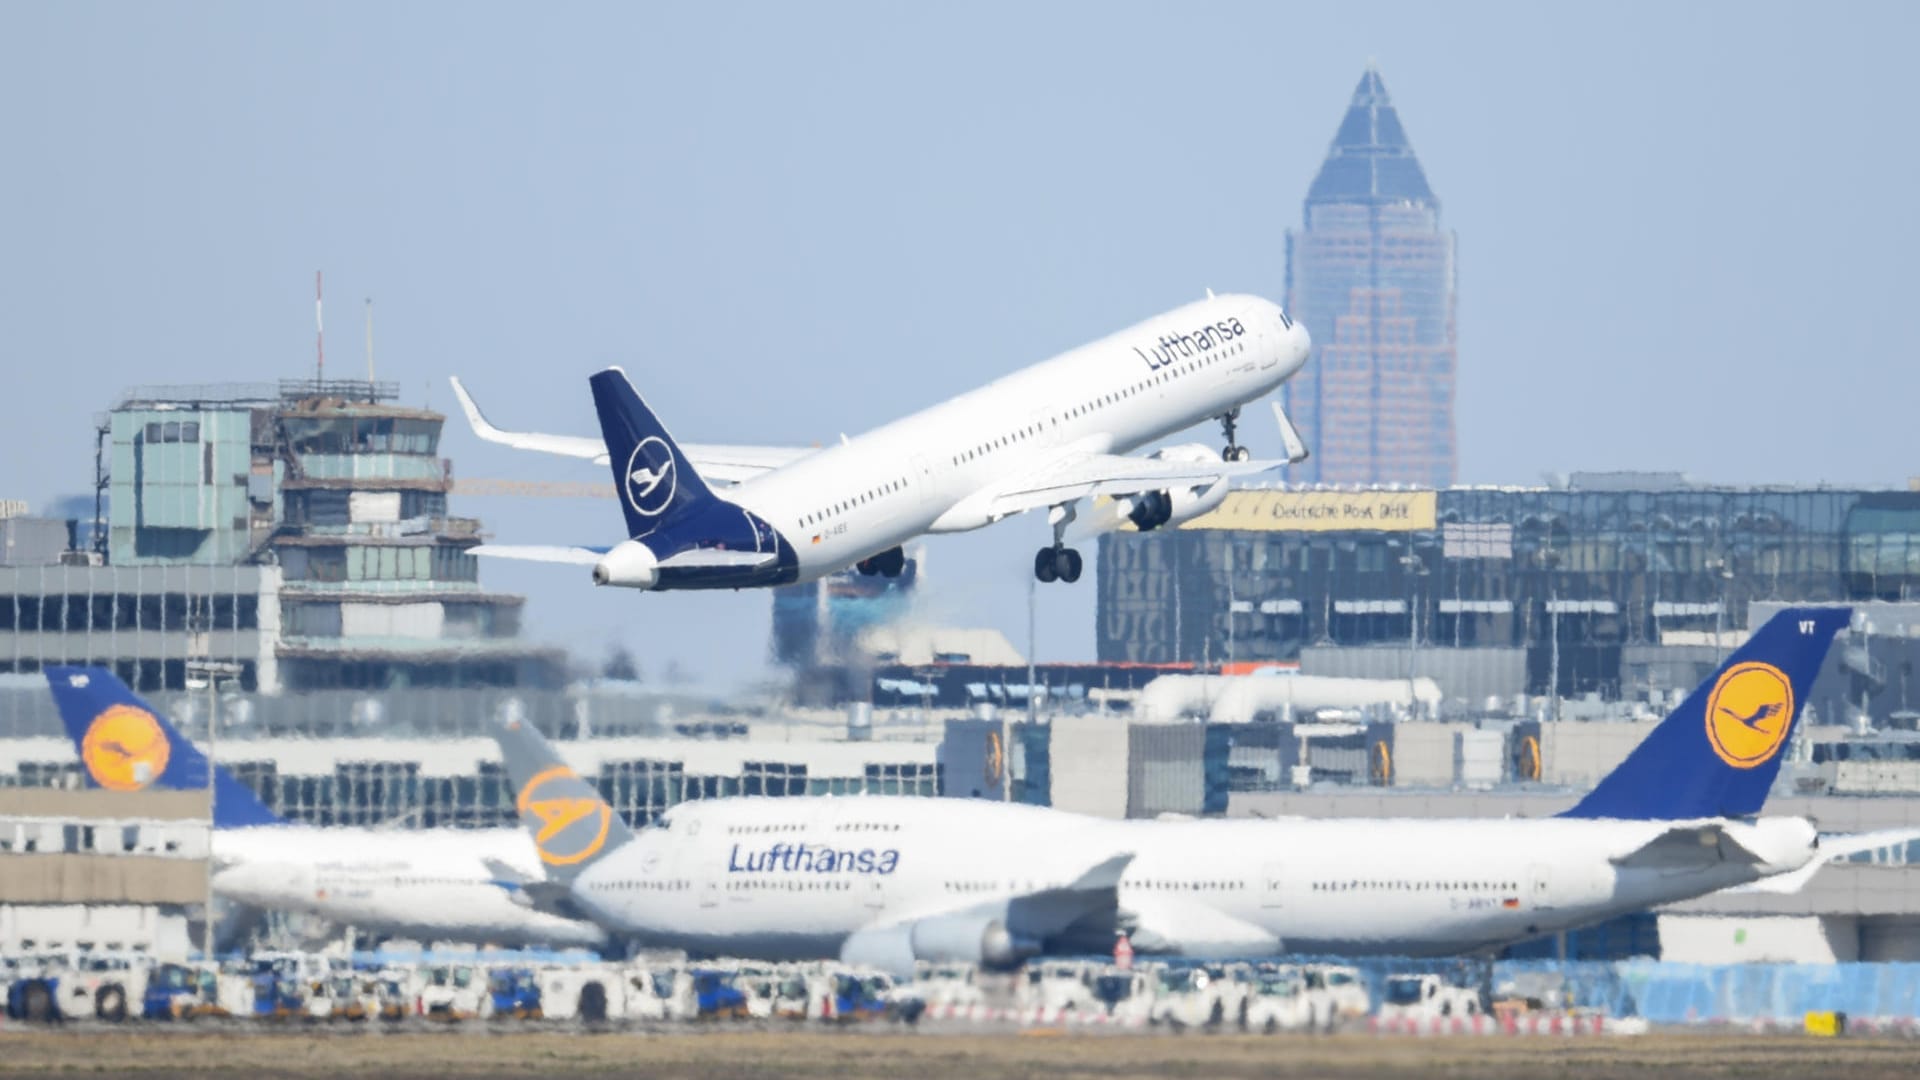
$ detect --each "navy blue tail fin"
[589,367,718,538]
[1559,607,1851,821]
[45,666,284,828]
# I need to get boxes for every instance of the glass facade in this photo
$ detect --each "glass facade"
[1098,484,1920,698]
[1285,67,1457,487]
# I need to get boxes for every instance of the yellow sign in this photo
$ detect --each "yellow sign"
[81,704,171,792]
[1704,661,1795,769]
[1181,490,1438,532]
[517,765,613,867]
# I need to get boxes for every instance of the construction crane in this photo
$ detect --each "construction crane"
[451,479,615,499]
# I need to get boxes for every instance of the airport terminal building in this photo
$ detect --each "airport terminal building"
[1097,477,1920,712]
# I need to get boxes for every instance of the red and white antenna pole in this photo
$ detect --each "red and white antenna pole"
[315,270,325,381]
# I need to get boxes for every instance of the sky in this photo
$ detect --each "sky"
[2,2,1917,688]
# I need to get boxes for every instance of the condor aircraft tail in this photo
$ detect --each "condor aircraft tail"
[590,367,721,538]
[1560,607,1850,821]
[44,666,283,828]
[490,707,634,883]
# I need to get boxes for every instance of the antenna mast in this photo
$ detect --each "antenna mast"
[365,297,376,382]
[315,270,325,381]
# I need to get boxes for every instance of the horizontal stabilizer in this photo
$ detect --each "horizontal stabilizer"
[472,544,607,566]
[655,549,779,571]
[1610,823,1764,870]
[1728,827,1920,895]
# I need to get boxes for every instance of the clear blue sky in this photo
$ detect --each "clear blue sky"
[3,2,1916,686]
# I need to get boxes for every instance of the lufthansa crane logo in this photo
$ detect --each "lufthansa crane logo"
[1704,661,1795,769]
[624,437,677,521]
[516,765,613,867]
[81,704,171,792]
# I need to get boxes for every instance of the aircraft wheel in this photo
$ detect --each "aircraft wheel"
[1034,548,1059,583]
[578,982,608,1023]
[1056,547,1082,584]
[23,982,54,1023]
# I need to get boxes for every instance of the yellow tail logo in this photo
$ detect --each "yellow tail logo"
[516,765,612,866]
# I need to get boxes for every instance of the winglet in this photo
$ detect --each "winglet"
[448,376,503,442]
[446,376,609,462]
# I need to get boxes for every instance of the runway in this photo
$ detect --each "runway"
[2,1029,1915,1079]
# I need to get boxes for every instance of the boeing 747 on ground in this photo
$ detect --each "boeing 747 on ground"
[488,608,1916,974]
[46,668,609,952]
[450,293,1311,589]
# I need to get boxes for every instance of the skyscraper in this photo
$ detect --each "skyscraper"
[1286,66,1457,486]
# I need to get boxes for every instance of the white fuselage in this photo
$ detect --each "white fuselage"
[733,294,1308,583]
[208,826,608,950]
[567,797,1816,960]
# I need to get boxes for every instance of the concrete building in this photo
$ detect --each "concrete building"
[1097,480,1920,714]
[0,787,208,957]
[0,379,561,696]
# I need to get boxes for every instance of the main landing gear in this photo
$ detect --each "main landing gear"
[855,547,906,577]
[1034,545,1082,584]
[1035,502,1082,583]
[1218,408,1250,462]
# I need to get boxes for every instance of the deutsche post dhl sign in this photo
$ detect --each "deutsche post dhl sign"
[1181,490,1439,533]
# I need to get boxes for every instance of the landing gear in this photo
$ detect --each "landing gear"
[855,547,906,577]
[1218,408,1250,462]
[1034,546,1082,584]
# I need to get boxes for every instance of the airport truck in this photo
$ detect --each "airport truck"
[1376,973,1482,1023]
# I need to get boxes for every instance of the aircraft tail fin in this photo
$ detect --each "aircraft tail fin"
[488,704,634,883]
[1559,607,1850,821]
[44,666,284,828]
[590,367,719,538]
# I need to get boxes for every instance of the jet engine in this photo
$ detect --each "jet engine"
[1122,445,1233,532]
[591,540,659,589]
[840,911,1042,975]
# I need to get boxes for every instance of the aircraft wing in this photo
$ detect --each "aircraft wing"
[982,451,1280,519]
[1609,823,1769,870]
[449,376,812,482]
[840,852,1132,977]
[1725,827,1920,895]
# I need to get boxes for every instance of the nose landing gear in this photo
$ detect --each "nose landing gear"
[1218,408,1250,462]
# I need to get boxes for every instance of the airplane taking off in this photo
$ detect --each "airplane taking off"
[450,293,1312,589]
[45,668,609,952]
[489,608,1918,974]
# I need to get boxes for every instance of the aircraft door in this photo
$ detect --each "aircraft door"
[1260,862,1287,910]
[700,878,719,909]
[1528,864,1554,911]
[910,455,934,507]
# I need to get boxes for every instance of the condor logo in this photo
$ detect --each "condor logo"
[1704,661,1795,769]
[81,704,171,792]
[516,765,613,866]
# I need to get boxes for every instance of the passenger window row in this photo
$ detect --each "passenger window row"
[801,475,909,529]
[948,341,1245,468]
